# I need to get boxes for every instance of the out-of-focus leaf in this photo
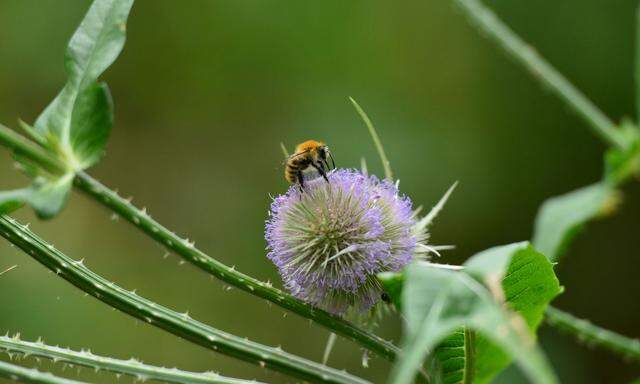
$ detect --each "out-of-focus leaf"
[0,174,73,219]
[532,183,617,262]
[380,243,560,384]
[533,120,640,262]
[0,189,30,214]
[604,121,640,185]
[34,0,132,170]
[28,174,74,219]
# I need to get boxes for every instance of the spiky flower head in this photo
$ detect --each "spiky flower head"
[266,169,427,315]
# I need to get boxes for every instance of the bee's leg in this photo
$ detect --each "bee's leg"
[312,161,329,183]
[322,158,331,171]
[297,170,305,193]
[327,152,336,169]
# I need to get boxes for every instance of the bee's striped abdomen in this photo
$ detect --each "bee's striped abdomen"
[285,156,311,185]
[285,163,299,184]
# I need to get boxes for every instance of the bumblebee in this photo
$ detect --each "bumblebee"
[285,140,335,191]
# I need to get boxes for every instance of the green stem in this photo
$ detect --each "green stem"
[636,4,640,121]
[453,0,627,150]
[0,360,85,384]
[0,215,369,384]
[0,123,399,363]
[73,171,399,361]
[0,124,66,175]
[545,306,640,363]
[0,334,262,384]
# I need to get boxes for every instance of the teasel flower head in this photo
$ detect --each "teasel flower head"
[266,169,433,316]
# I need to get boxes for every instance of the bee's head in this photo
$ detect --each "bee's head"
[317,145,328,158]
[318,145,335,169]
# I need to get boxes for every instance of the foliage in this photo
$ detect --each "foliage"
[0,334,260,384]
[0,0,639,383]
[380,243,560,384]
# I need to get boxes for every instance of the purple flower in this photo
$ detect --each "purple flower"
[265,169,419,315]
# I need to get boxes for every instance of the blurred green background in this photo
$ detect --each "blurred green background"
[1,0,639,383]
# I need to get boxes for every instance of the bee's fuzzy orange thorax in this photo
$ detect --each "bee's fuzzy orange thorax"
[295,140,324,155]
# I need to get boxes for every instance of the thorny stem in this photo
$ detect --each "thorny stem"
[0,359,85,384]
[0,123,399,363]
[455,0,640,364]
[0,334,264,384]
[453,0,628,150]
[0,215,369,384]
[73,172,400,361]
[545,307,640,363]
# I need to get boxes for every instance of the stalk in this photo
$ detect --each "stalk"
[75,170,399,359]
[545,307,640,363]
[0,360,85,384]
[453,0,627,149]
[0,334,264,384]
[0,124,66,175]
[0,215,369,384]
[0,122,398,362]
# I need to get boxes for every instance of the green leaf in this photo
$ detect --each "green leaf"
[465,244,561,383]
[431,328,474,384]
[604,120,640,185]
[29,174,74,219]
[0,174,73,219]
[532,120,640,263]
[380,243,560,384]
[34,0,133,170]
[68,82,114,168]
[532,183,618,262]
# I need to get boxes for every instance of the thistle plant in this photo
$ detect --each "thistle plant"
[1,0,640,383]
[266,169,421,315]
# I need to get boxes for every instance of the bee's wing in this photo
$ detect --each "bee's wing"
[277,149,310,169]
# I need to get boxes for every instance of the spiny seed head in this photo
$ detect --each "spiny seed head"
[266,169,423,315]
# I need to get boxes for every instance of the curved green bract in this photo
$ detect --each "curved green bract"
[0,334,264,384]
[0,215,369,384]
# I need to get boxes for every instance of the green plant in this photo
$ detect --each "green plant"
[0,0,639,383]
